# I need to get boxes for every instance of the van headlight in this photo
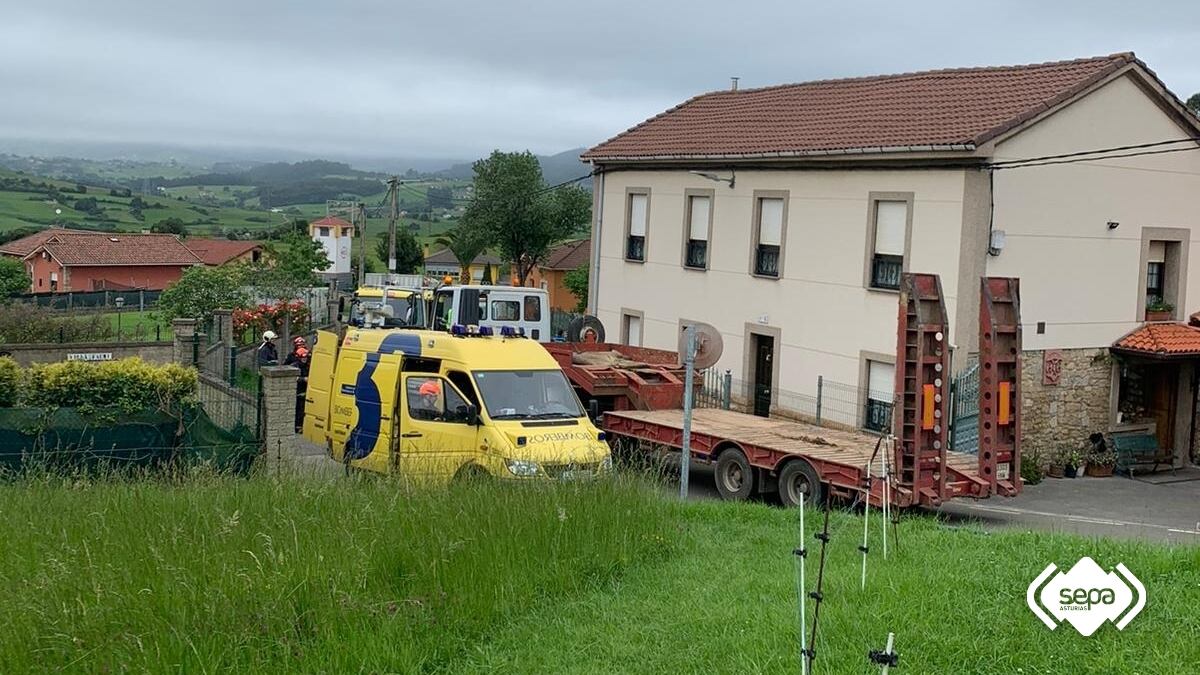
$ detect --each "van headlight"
[505,458,541,477]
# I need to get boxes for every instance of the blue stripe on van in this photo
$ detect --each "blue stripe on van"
[345,353,382,460]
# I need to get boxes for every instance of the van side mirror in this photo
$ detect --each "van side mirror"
[588,399,600,422]
[463,403,481,426]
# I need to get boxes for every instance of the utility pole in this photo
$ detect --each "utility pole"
[356,202,367,287]
[386,176,399,273]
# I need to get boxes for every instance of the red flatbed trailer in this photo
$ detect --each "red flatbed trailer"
[585,273,1023,509]
[543,342,689,411]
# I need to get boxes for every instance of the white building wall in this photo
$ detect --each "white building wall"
[594,168,968,397]
[990,73,1200,350]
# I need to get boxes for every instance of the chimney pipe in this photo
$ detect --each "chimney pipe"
[730,77,740,91]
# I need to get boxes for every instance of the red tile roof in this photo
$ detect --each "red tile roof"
[0,227,95,257]
[311,216,353,229]
[424,248,501,266]
[1113,322,1200,357]
[542,239,590,270]
[25,232,202,266]
[584,53,1140,160]
[182,238,263,265]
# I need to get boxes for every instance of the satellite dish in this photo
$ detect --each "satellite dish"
[678,322,724,370]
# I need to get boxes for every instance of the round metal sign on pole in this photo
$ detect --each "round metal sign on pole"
[679,322,724,499]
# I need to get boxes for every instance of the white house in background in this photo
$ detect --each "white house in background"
[309,216,353,279]
[582,52,1200,463]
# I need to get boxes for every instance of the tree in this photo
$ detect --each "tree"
[1187,92,1200,115]
[374,229,424,274]
[151,218,188,235]
[460,151,591,285]
[0,258,30,298]
[73,197,102,216]
[434,227,488,282]
[157,265,250,321]
[563,262,589,313]
[252,229,331,301]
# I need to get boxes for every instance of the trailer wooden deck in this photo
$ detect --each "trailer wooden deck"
[604,407,993,507]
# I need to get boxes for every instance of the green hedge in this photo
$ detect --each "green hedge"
[0,357,196,413]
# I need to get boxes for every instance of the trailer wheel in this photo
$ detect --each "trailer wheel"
[777,459,822,507]
[715,448,755,500]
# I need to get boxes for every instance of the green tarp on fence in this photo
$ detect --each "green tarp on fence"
[0,406,259,475]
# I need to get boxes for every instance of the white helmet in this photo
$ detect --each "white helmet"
[263,330,278,340]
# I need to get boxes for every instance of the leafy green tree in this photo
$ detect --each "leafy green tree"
[157,265,250,321]
[73,197,102,216]
[1187,92,1200,115]
[434,227,489,282]
[374,229,424,274]
[0,226,40,246]
[253,230,331,301]
[461,151,590,285]
[151,218,188,235]
[0,258,31,298]
[563,262,589,313]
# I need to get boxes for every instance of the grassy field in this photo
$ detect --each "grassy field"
[0,473,1194,673]
[102,309,173,341]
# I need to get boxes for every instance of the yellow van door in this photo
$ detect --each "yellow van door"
[301,330,340,446]
[337,352,404,474]
[399,375,479,483]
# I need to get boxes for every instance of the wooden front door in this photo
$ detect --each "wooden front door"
[1145,365,1178,451]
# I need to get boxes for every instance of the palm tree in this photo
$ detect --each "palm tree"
[435,227,489,283]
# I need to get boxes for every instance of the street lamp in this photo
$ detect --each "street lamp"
[114,296,125,339]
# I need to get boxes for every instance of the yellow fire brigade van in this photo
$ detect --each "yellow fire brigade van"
[302,326,612,482]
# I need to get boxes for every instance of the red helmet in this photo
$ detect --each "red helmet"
[293,336,307,347]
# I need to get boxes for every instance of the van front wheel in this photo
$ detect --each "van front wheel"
[454,464,491,484]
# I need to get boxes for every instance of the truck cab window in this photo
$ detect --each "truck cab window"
[491,300,520,321]
[447,370,480,408]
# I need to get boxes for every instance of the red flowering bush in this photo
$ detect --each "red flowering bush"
[233,301,310,341]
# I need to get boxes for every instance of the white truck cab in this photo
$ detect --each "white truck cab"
[431,285,551,342]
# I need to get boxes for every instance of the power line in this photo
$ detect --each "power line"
[986,136,1200,170]
[988,144,1200,171]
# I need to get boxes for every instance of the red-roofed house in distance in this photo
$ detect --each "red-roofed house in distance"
[21,231,202,292]
[182,238,264,266]
[309,216,353,284]
[525,239,590,312]
[583,52,1200,467]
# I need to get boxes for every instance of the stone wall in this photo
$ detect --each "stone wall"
[1021,348,1113,459]
[0,341,173,367]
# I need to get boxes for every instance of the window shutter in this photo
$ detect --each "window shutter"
[629,194,648,237]
[1148,241,1165,263]
[868,361,895,402]
[689,196,710,241]
[758,198,783,246]
[874,201,907,256]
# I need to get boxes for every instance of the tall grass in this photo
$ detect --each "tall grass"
[0,472,673,673]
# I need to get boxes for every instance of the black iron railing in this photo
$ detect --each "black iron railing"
[626,235,645,261]
[685,240,707,269]
[864,398,894,433]
[870,254,903,290]
[754,245,780,277]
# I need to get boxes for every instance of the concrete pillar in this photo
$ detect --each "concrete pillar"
[260,365,301,471]
[172,318,198,365]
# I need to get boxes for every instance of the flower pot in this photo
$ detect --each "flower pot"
[1064,465,1078,478]
[1145,310,1172,322]
[1085,463,1114,477]
[1047,465,1065,478]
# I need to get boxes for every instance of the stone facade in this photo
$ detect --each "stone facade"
[1021,348,1113,459]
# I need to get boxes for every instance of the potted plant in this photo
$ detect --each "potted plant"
[1046,445,1066,478]
[1084,432,1113,477]
[1063,446,1084,478]
[1145,299,1174,322]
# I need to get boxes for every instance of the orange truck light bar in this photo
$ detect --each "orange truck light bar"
[922,384,936,430]
[998,381,1011,425]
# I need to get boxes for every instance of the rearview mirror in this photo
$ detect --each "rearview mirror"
[455,403,480,426]
[588,399,600,422]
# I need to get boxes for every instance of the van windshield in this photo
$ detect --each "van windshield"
[472,370,584,420]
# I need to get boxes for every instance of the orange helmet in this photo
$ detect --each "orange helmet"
[293,336,307,347]
[296,347,309,359]
[418,380,441,397]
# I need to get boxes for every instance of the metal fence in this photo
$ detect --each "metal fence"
[696,369,897,433]
[949,361,980,454]
[550,309,582,340]
[14,289,161,311]
[197,373,261,442]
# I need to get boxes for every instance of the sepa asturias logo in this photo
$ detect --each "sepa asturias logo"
[1026,557,1146,636]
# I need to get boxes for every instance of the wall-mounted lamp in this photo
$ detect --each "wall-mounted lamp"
[689,169,735,189]
[1107,221,1120,230]
[988,229,1006,256]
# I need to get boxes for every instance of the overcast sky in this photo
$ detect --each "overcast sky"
[4,1,1198,162]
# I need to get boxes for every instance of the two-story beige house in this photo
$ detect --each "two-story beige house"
[582,53,1200,464]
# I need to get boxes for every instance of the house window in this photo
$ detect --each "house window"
[318,227,330,237]
[864,360,895,433]
[684,194,711,270]
[626,191,649,262]
[870,200,908,290]
[1146,241,1166,306]
[621,312,643,346]
[753,197,785,277]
